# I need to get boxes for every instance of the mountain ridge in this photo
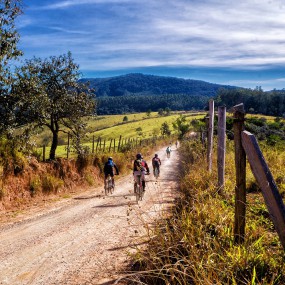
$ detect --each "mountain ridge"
[79,73,239,97]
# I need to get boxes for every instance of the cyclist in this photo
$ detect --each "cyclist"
[166,145,172,158]
[133,153,149,191]
[152,153,161,176]
[103,157,119,189]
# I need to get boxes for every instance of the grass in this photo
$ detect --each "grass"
[129,138,285,284]
[36,111,206,158]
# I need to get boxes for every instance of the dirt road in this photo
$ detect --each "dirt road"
[0,146,180,285]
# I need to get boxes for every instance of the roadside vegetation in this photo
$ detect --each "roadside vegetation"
[130,116,285,284]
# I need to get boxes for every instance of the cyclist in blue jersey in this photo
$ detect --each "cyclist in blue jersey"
[103,157,119,189]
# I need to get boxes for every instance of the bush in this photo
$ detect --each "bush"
[29,176,42,197]
[42,174,64,194]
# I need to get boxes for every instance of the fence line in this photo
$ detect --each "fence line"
[206,100,285,250]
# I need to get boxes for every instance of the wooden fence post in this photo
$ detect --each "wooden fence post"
[103,139,106,152]
[92,135,95,154]
[113,139,116,152]
[233,103,246,244]
[67,132,70,159]
[242,131,285,250]
[117,135,122,152]
[96,138,100,152]
[207,99,214,172]
[43,145,46,162]
[217,106,226,192]
[109,139,113,152]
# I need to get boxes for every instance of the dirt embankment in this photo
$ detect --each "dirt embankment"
[0,146,180,285]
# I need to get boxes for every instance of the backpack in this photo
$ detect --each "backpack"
[153,157,160,167]
[134,159,145,171]
[104,160,114,173]
[166,147,171,153]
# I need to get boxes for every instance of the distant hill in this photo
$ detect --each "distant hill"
[79,73,238,97]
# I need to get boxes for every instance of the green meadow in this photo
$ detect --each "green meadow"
[36,111,206,158]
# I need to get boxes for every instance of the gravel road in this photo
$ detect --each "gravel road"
[0,146,179,285]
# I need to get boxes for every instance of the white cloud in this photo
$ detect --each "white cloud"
[18,0,285,89]
[36,0,137,10]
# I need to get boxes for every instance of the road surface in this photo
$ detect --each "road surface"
[0,146,180,285]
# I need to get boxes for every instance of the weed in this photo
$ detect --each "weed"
[0,187,5,200]
[29,176,41,197]
[84,172,95,186]
[42,174,64,194]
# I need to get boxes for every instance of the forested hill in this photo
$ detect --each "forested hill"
[79,73,238,97]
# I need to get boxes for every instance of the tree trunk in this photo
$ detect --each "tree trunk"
[49,130,59,160]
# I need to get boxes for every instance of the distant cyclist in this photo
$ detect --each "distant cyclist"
[133,153,150,191]
[103,157,119,189]
[152,153,161,176]
[166,146,172,158]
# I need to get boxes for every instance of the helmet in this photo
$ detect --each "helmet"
[155,154,158,157]
[136,153,142,159]
[108,157,113,161]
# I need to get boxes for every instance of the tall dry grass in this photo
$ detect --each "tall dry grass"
[129,139,285,285]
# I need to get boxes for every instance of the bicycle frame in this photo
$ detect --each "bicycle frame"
[154,166,159,179]
[134,174,143,202]
[105,175,114,195]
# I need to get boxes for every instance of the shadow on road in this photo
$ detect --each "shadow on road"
[92,201,137,208]
[74,194,103,200]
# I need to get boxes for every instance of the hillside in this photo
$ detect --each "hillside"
[80,73,238,97]
[80,73,239,114]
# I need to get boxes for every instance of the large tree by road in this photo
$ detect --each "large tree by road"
[0,0,22,135]
[14,52,96,160]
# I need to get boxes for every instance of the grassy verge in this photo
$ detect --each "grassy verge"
[130,139,285,284]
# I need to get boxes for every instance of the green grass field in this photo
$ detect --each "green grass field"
[36,111,206,158]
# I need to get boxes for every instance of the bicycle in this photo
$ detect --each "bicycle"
[153,166,159,179]
[134,174,143,202]
[134,173,149,202]
[105,174,114,195]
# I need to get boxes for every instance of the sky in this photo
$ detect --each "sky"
[16,0,285,91]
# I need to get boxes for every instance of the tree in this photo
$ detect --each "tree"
[14,52,96,160]
[0,0,22,135]
[160,122,171,136]
[164,107,171,115]
[173,115,190,139]
[158,108,164,116]
[146,109,151,117]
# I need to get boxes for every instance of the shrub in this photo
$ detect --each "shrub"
[84,172,95,186]
[0,187,5,200]
[29,176,42,197]
[42,174,64,194]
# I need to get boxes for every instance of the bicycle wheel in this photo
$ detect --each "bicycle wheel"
[139,185,144,201]
[105,179,108,195]
[135,183,140,203]
[105,177,112,195]
[154,167,159,179]
[110,182,114,194]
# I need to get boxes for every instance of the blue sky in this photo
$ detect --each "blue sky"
[16,0,285,91]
